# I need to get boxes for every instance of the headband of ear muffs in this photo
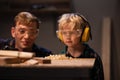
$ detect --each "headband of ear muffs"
[79,15,92,42]
[57,13,92,42]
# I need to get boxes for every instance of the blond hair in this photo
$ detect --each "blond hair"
[58,13,85,30]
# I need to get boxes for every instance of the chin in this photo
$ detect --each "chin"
[21,45,31,49]
[66,44,73,47]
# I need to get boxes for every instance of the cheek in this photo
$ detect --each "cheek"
[14,32,23,40]
[71,37,80,42]
[31,37,37,41]
[29,36,37,42]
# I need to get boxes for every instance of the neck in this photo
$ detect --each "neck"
[16,46,32,52]
[67,44,85,57]
[23,48,32,52]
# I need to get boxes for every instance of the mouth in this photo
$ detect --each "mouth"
[22,41,31,46]
[66,41,72,43]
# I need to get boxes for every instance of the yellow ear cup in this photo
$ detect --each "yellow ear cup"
[58,32,63,41]
[56,31,63,41]
[81,27,90,42]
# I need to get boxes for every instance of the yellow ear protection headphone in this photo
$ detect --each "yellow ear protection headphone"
[56,30,63,41]
[80,15,92,42]
[56,14,92,42]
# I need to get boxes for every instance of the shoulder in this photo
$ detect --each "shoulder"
[83,44,100,58]
[84,44,103,66]
[60,46,68,54]
[0,38,12,49]
[32,44,52,57]
[0,38,8,43]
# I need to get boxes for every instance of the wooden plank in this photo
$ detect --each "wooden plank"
[0,50,34,58]
[0,57,28,65]
[101,17,111,80]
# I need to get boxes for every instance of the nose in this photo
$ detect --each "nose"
[65,33,71,38]
[24,33,30,39]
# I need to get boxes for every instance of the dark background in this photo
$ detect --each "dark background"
[0,0,120,80]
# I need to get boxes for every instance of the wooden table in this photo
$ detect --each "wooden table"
[0,58,95,80]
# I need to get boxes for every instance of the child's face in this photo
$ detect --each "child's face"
[60,26,82,47]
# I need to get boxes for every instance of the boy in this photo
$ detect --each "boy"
[56,13,104,80]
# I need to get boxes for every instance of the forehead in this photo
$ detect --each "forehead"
[16,22,38,29]
[61,22,76,30]
[15,24,38,30]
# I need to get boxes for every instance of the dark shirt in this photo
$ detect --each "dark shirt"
[0,38,52,57]
[61,44,104,80]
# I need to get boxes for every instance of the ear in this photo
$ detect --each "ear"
[56,31,63,41]
[11,27,15,38]
[81,27,90,42]
[36,29,39,36]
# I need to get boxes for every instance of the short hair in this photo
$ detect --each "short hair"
[58,13,87,30]
[14,12,41,29]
